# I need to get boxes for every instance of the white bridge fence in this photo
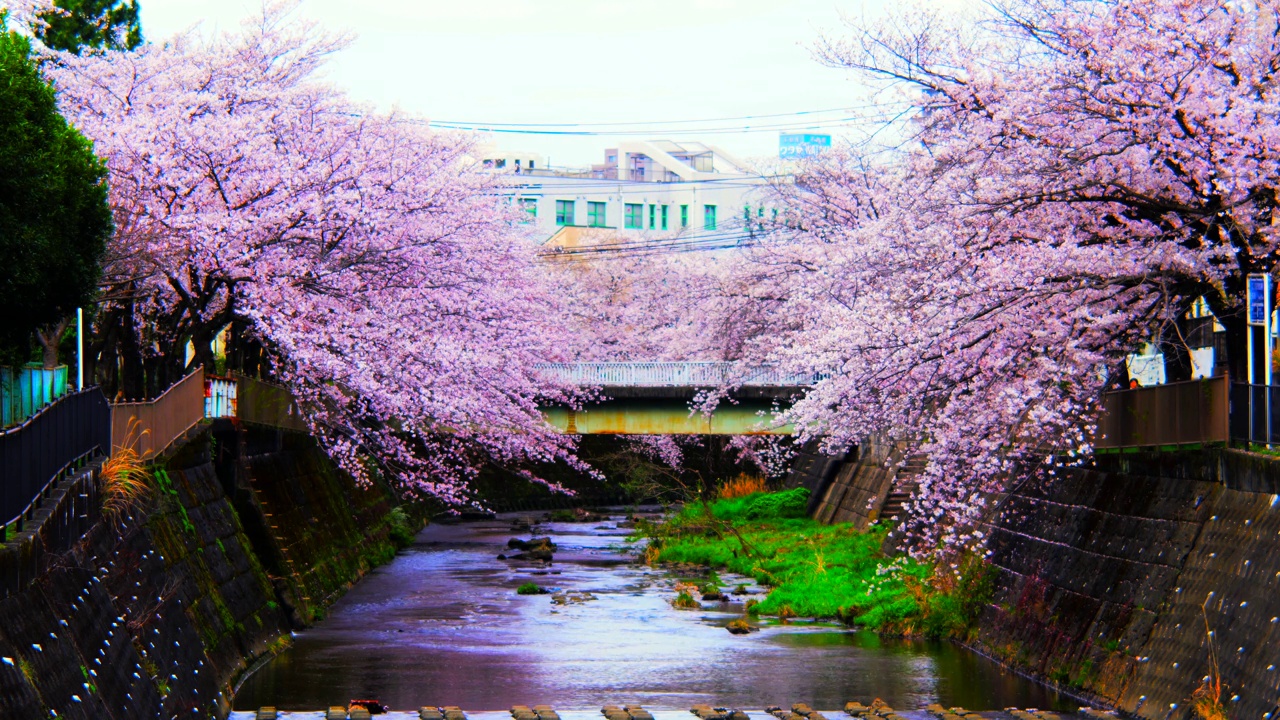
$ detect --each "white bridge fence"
[536,362,822,387]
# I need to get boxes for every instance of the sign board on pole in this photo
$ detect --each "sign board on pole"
[779,133,832,159]
[1248,274,1271,326]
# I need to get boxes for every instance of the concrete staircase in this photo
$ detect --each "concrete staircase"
[878,454,925,521]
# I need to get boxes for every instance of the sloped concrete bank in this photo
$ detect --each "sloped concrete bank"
[807,443,1280,717]
[0,424,404,719]
[975,449,1280,719]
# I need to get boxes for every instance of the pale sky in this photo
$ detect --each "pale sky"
[137,0,950,167]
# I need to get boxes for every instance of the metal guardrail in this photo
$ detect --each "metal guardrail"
[1230,382,1280,446]
[111,369,206,461]
[2,369,310,537]
[1096,376,1231,449]
[536,362,823,387]
[0,387,111,528]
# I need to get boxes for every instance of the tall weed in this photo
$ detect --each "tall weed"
[717,473,768,500]
[103,420,153,520]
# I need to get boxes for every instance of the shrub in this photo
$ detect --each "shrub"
[517,582,546,595]
[717,473,767,500]
[671,586,700,609]
[387,507,415,548]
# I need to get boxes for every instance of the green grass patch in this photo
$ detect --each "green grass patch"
[641,489,994,639]
[517,582,547,595]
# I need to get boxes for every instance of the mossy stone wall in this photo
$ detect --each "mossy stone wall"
[975,448,1280,719]
[0,424,403,719]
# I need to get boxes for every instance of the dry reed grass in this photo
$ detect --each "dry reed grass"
[1192,602,1228,720]
[103,419,153,519]
[716,473,767,500]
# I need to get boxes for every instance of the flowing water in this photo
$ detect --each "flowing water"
[233,512,1075,713]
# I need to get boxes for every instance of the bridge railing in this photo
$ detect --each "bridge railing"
[536,362,822,387]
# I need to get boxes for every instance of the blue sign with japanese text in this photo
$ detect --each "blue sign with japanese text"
[779,133,831,159]
[1248,274,1270,326]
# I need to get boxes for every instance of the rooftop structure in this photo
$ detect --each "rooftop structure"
[481,141,772,252]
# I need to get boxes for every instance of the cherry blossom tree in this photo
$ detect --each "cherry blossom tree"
[742,0,1280,549]
[544,250,753,362]
[34,2,584,503]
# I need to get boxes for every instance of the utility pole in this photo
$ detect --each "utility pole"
[76,307,84,391]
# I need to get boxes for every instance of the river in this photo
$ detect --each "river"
[232,511,1076,714]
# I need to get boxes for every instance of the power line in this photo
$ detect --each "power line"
[426,103,913,130]
[535,226,792,259]
[506,179,781,194]
[430,111,915,137]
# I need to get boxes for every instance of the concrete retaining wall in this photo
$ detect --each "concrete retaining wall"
[811,438,899,529]
[975,449,1280,719]
[0,424,402,719]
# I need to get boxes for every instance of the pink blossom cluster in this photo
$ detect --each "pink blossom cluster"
[739,0,1280,551]
[36,2,585,503]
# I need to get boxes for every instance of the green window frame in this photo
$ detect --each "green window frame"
[625,203,644,229]
[588,201,607,227]
[680,204,689,228]
[649,204,656,229]
[704,204,717,230]
[518,198,537,223]
[661,205,669,230]
[555,200,575,226]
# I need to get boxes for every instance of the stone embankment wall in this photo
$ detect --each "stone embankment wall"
[0,424,402,719]
[809,438,899,529]
[975,449,1280,719]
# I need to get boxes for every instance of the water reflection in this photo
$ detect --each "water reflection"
[234,514,1071,712]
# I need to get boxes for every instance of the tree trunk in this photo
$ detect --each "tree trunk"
[34,318,71,369]
[1158,317,1194,384]
[119,297,146,400]
[1219,314,1248,382]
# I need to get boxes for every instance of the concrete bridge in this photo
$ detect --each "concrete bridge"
[536,362,820,435]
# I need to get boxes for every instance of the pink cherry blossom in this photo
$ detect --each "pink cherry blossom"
[41,2,587,504]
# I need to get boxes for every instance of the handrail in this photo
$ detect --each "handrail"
[110,368,206,461]
[0,387,111,528]
[536,362,823,387]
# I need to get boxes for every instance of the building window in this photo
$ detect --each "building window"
[648,204,656,229]
[661,205,669,230]
[680,204,689,228]
[588,201,607,227]
[625,203,644,229]
[518,198,537,223]
[556,200,575,226]
[704,204,717,230]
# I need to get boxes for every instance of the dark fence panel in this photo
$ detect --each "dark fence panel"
[237,375,308,432]
[1230,382,1280,446]
[1096,376,1230,449]
[0,388,111,528]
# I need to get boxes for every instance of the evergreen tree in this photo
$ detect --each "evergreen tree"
[0,23,112,362]
[38,0,141,53]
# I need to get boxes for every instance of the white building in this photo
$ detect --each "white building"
[483,141,772,251]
